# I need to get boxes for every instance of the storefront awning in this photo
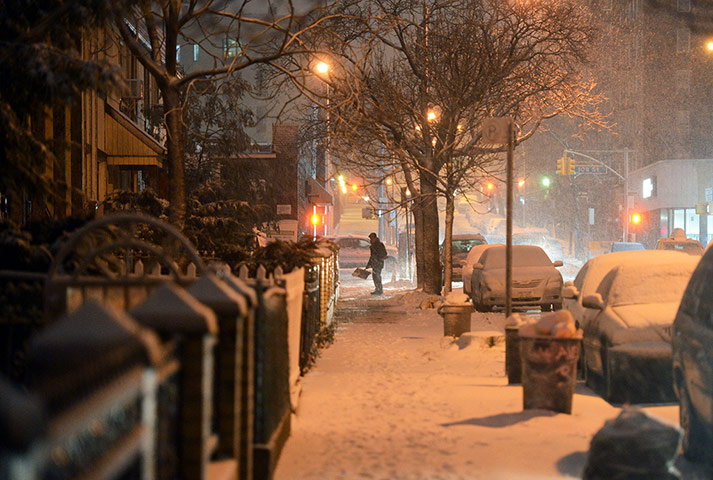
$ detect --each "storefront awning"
[307,177,333,205]
[104,104,165,167]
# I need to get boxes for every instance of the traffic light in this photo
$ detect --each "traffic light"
[541,176,551,188]
[556,158,564,175]
[310,213,321,226]
[567,158,576,175]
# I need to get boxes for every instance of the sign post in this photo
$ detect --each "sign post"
[482,117,514,318]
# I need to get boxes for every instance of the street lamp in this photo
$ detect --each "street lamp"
[707,40,713,52]
[313,60,331,236]
[315,61,329,75]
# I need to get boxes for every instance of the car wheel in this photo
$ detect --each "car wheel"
[680,387,712,462]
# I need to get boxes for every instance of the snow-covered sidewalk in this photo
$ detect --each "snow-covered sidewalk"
[273,276,693,479]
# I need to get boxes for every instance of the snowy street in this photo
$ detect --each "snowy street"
[274,273,705,479]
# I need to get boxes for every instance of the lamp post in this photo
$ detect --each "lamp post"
[314,60,330,236]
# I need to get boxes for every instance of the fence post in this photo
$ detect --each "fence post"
[14,300,162,480]
[187,274,249,476]
[217,271,257,480]
[130,284,218,480]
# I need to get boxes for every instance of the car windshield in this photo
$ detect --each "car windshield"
[611,243,645,252]
[659,241,704,255]
[452,239,485,254]
[481,246,552,268]
[600,263,697,307]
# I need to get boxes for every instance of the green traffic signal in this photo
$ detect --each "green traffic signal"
[541,176,551,188]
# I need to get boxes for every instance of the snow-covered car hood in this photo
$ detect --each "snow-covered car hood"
[605,302,679,344]
[480,266,561,282]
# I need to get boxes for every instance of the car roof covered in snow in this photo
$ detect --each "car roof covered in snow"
[479,244,553,267]
[598,256,699,307]
[577,250,698,298]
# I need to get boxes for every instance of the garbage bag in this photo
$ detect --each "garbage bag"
[583,407,682,480]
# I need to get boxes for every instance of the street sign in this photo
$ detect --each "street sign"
[589,208,595,225]
[575,165,608,175]
[481,117,511,144]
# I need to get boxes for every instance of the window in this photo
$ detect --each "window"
[678,0,691,12]
[176,44,181,62]
[677,27,691,53]
[674,209,685,231]
[686,208,699,236]
[223,38,241,58]
[193,44,199,62]
[601,0,612,11]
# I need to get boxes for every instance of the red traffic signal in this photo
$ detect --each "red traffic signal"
[629,211,643,227]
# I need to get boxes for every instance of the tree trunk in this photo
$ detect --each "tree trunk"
[163,87,186,227]
[413,197,425,289]
[420,167,441,295]
[443,193,454,293]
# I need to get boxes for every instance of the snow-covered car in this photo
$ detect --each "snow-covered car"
[329,235,397,269]
[562,250,680,332]
[440,233,487,282]
[673,248,713,462]
[462,244,502,295]
[654,237,704,255]
[608,241,645,253]
[576,250,699,403]
[512,232,565,262]
[468,245,563,312]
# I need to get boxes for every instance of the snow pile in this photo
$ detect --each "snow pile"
[443,292,471,305]
[519,310,582,339]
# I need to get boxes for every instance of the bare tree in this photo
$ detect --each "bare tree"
[114,0,343,226]
[325,0,607,294]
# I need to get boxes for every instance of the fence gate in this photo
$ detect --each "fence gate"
[44,212,207,319]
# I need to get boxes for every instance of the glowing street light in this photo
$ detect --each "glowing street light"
[315,61,329,75]
[385,178,392,185]
[707,41,713,52]
[351,184,358,191]
[518,179,526,188]
[427,110,437,122]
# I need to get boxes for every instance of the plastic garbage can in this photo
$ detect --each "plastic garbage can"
[437,303,473,337]
[519,335,581,414]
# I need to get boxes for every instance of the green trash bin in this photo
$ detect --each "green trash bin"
[519,334,581,414]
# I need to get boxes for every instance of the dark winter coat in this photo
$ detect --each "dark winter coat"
[367,239,388,270]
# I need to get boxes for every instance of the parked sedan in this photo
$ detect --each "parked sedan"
[440,233,487,282]
[673,248,713,462]
[577,251,699,403]
[469,245,563,312]
[329,235,397,269]
[462,244,501,295]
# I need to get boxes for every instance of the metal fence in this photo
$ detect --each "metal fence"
[0,213,341,480]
